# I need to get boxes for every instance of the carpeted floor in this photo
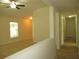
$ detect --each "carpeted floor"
[57,46,79,59]
[0,40,35,59]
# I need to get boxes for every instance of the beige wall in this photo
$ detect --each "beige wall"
[19,18,32,41]
[33,6,57,42]
[49,6,55,39]
[77,14,79,55]
[77,14,79,47]
[33,7,50,42]
[54,11,60,49]
[0,16,32,45]
[60,16,65,45]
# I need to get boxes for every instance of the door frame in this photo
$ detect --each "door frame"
[60,15,77,46]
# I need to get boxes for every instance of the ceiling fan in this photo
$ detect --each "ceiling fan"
[0,0,25,9]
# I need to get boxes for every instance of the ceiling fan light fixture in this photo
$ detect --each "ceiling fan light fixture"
[10,1,16,8]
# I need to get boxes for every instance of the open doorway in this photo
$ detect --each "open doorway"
[57,15,78,59]
[64,16,76,46]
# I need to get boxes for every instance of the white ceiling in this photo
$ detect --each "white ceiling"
[0,0,79,17]
[0,0,48,18]
[48,0,79,11]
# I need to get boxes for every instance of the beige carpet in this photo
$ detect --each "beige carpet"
[0,40,35,59]
[57,46,79,59]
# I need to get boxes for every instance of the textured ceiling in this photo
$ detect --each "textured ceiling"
[0,0,48,18]
[0,0,79,17]
[48,0,79,11]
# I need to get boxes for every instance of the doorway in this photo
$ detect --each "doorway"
[58,15,78,59]
[64,16,76,46]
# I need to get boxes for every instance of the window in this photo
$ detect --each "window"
[10,22,19,38]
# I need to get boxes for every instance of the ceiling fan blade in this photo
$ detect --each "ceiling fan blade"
[16,5,25,7]
[16,6,20,9]
[10,0,17,2]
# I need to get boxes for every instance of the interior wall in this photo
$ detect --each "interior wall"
[77,14,79,55]
[32,7,50,42]
[32,6,59,50]
[0,16,32,45]
[54,11,60,49]
[49,6,55,39]
[19,18,33,41]
[4,39,56,59]
[77,14,79,47]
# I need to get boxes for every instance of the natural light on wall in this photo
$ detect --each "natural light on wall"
[10,22,19,38]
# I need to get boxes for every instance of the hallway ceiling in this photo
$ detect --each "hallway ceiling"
[48,0,79,11]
